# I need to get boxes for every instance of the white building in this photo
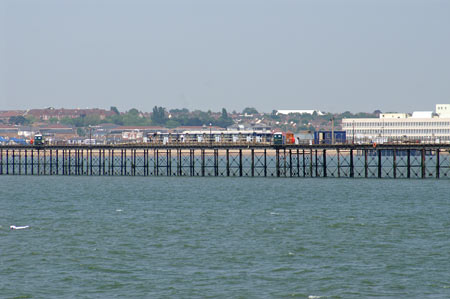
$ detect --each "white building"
[276,110,324,116]
[342,104,450,143]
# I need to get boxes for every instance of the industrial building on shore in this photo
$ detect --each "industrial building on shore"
[342,104,450,143]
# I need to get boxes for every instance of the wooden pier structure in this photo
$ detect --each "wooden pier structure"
[1,144,450,179]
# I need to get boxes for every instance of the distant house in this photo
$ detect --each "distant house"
[26,108,116,121]
[0,110,26,123]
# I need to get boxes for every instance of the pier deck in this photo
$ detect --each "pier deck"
[1,144,450,178]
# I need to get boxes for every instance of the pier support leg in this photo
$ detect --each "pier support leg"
[12,150,15,175]
[102,149,105,175]
[63,150,66,175]
[393,149,397,179]
[18,150,21,175]
[364,149,368,178]
[153,149,158,176]
[68,150,72,175]
[111,149,114,176]
[121,149,124,176]
[239,149,243,177]
[337,149,341,178]
[109,149,113,176]
[89,149,93,175]
[302,149,306,177]
[251,149,255,177]
[276,149,280,177]
[49,150,54,174]
[226,149,230,177]
[349,149,354,178]
[315,150,318,177]
[80,149,84,175]
[100,149,103,176]
[201,149,205,177]
[25,150,28,175]
[167,149,171,176]
[37,150,40,175]
[155,149,158,176]
[378,149,382,178]
[436,149,440,179]
[407,149,411,179]
[421,149,426,179]
[43,150,47,175]
[323,149,327,178]
[177,149,181,176]
[125,149,128,175]
[190,149,194,176]
[133,149,137,176]
[214,149,219,176]
[289,149,293,177]
[264,149,267,177]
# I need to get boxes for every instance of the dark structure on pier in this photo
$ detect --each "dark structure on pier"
[1,144,450,179]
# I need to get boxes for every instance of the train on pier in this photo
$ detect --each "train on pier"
[31,133,45,146]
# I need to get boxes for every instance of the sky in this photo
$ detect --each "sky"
[1,0,450,113]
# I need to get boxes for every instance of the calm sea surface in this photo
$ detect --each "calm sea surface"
[0,176,449,298]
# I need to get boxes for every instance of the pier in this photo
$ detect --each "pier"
[1,144,450,179]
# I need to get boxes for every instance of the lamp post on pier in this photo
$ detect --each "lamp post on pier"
[88,125,92,146]
[209,123,212,146]
[331,117,335,144]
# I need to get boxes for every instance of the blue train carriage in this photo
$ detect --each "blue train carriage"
[32,133,45,146]
[273,132,284,145]
[314,131,346,144]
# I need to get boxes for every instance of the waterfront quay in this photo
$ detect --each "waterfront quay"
[1,143,450,179]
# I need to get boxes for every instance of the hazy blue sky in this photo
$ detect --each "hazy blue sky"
[1,0,450,113]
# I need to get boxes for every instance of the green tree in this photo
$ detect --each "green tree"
[9,116,30,125]
[110,106,120,115]
[169,108,189,114]
[128,108,140,116]
[25,115,37,124]
[221,108,229,119]
[217,108,233,127]
[49,117,59,124]
[151,106,166,125]
[242,107,258,115]
[165,119,181,128]
[77,127,86,137]
[121,109,150,126]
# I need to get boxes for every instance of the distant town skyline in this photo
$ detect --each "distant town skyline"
[0,104,447,115]
[2,0,450,113]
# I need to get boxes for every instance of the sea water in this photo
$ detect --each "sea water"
[0,176,449,298]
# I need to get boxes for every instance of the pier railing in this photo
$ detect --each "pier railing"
[1,144,450,178]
